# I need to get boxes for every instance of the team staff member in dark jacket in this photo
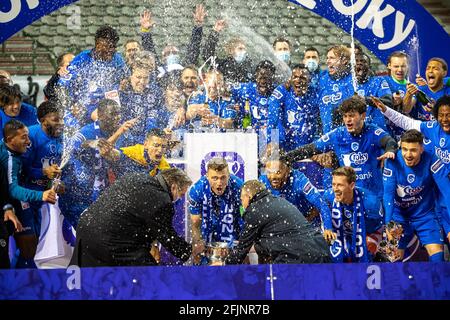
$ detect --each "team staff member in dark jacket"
[223,180,331,265]
[70,168,193,267]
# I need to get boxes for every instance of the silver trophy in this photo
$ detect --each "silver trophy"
[379,221,403,262]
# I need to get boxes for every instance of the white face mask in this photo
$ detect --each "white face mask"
[275,51,291,63]
[166,54,180,66]
[305,59,319,72]
[234,51,247,63]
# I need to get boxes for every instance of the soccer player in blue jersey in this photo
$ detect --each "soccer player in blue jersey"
[0,120,57,268]
[431,156,450,244]
[186,70,238,130]
[231,60,276,132]
[259,151,331,233]
[118,51,165,145]
[372,95,450,164]
[59,99,127,227]
[268,64,319,152]
[354,52,392,130]
[58,26,126,125]
[0,85,38,140]
[318,45,355,134]
[323,166,383,262]
[188,157,243,263]
[403,58,450,121]
[282,95,397,198]
[383,130,444,261]
[383,51,410,140]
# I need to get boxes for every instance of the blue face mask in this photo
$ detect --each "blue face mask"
[306,59,319,72]
[166,54,180,66]
[234,51,247,63]
[275,51,290,63]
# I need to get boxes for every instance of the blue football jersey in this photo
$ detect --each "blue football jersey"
[260,169,331,229]
[420,121,450,164]
[318,72,355,134]
[410,85,450,121]
[188,175,244,243]
[383,150,436,223]
[356,76,392,130]
[0,103,38,140]
[314,124,390,198]
[21,125,63,191]
[268,84,319,151]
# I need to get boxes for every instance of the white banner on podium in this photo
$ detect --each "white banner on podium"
[185,132,259,183]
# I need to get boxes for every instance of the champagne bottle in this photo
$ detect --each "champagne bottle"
[242,99,252,129]
[416,89,432,105]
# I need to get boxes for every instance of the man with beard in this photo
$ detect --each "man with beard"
[70,168,193,267]
[354,52,392,130]
[281,95,397,199]
[58,26,126,125]
[231,60,276,147]
[59,99,132,227]
[403,58,450,121]
[259,150,331,231]
[383,130,444,261]
[189,157,243,263]
[0,85,38,141]
[0,120,57,268]
[318,45,355,134]
[268,64,319,152]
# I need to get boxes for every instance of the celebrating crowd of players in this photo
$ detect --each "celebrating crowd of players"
[0,4,450,268]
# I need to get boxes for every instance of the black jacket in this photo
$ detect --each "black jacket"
[70,173,191,267]
[226,190,331,264]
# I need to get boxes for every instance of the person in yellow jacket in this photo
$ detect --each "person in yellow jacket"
[118,128,171,264]
[118,128,171,177]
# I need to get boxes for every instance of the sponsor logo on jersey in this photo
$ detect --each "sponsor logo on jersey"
[322,92,342,104]
[435,147,450,164]
[396,184,424,198]
[342,152,369,166]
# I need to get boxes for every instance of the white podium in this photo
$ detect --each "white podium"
[185,132,259,184]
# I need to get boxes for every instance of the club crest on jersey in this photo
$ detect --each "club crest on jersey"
[407,174,415,183]
[333,84,339,92]
[381,80,390,89]
[440,138,445,147]
[351,142,359,151]
[259,97,267,105]
[427,121,434,128]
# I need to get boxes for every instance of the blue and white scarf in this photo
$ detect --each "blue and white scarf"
[200,182,239,244]
[330,188,368,263]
